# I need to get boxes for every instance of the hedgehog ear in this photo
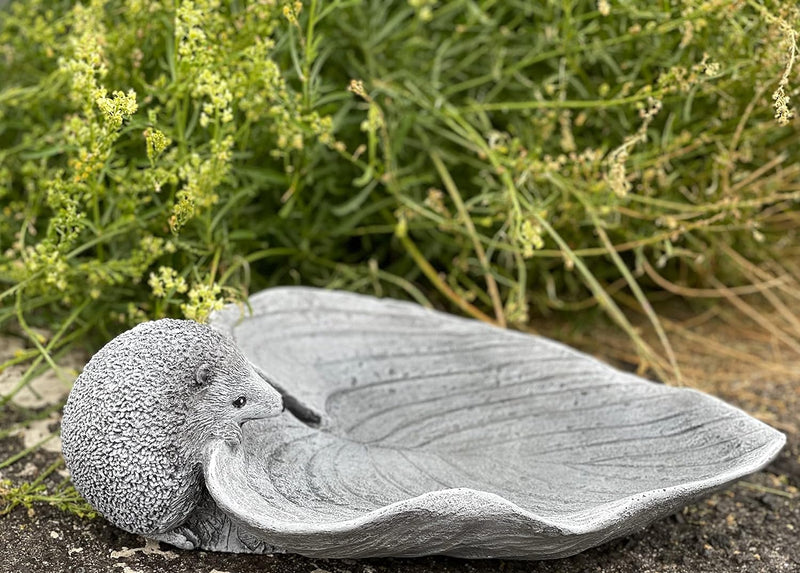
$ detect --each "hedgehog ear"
[194,363,212,387]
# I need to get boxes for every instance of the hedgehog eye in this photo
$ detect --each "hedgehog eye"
[232,396,247,408]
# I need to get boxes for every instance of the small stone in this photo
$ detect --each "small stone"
[758,493,782,511]
[707,532,731,551]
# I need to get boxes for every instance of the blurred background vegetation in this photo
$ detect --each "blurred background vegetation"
[1,0,799,510]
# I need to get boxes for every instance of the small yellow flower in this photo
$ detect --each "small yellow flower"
[519,219,544,258]
[143,128,171,164]
[348,79,366,98]
[95,90,138,130]
[181,282,225,323]
[282,1,302,26]
[148,266,188,298]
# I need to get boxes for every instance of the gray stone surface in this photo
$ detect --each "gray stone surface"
[61,287,785,560]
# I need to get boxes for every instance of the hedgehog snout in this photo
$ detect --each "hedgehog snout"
[237,368,283,424]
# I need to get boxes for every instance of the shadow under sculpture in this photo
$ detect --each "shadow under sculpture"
[60,287,785,559]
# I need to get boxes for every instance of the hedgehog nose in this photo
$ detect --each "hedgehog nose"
[263,386,284,418]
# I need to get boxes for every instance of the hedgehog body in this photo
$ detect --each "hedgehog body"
[61,319,282,536]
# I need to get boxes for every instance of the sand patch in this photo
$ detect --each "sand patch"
[0,334,84,409]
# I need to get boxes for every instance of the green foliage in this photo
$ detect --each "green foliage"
[0,458,97,518]
[0,479,97,518]
[1,0,799,393]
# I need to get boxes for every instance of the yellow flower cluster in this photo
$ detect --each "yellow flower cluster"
[282,1,303,26]
[59,1,108,112]
[95,90,138,130]
[148,266,188,298]
[181,283,225,323]
[519,220,545,258]
[144,128,172,165]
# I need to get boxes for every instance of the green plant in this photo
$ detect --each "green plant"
[1,0,799,515]
[0,459,96,517]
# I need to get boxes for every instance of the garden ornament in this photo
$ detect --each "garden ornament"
[61,287,785,559]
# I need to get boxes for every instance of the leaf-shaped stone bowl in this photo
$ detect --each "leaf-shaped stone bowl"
[205,287,784,559]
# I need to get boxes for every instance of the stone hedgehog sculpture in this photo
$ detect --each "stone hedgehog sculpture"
[61,319,284,549]
[60,287,785,558]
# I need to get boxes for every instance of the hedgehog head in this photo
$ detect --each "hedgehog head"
[61,318,283,536]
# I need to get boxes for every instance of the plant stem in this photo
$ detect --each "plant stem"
[395,224,498,325]
[431,152,506,327]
